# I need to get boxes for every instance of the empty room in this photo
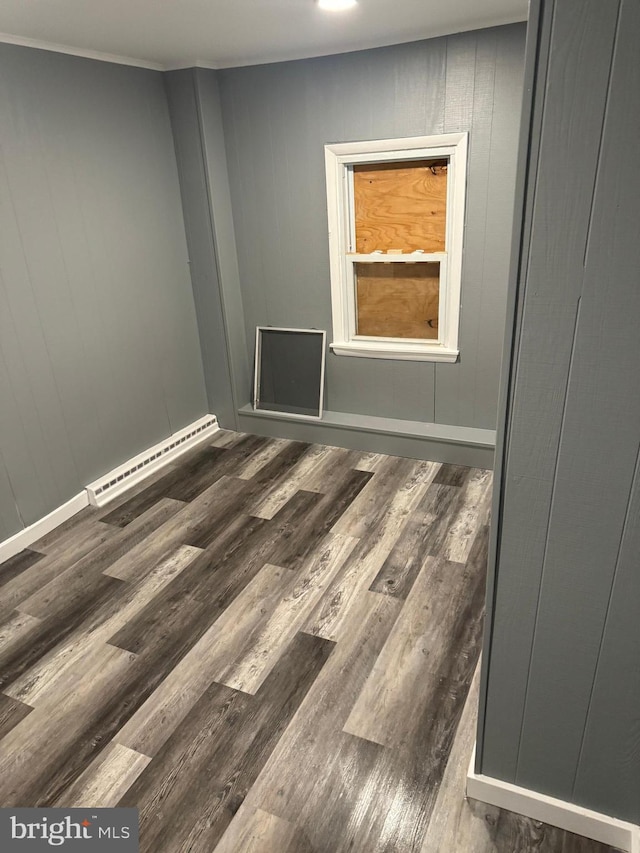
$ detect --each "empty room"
[0,1,638,851]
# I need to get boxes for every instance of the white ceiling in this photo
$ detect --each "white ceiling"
[0,0,528,71]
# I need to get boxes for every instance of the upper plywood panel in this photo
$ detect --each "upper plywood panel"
[354,159,448,253]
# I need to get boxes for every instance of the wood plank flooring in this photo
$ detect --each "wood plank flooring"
[0,431,622,852]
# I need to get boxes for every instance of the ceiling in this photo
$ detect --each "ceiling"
[0,0,528,71]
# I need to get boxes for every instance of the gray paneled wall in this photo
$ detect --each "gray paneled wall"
[0,455,21,542]
[164,68,251,431]
[164,69,239,429]
[479,0,640,823]
[217,25,525,430]
[0,44,208,537]
[194,69,252,417]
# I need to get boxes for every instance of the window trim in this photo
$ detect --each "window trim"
[324,133,468,362]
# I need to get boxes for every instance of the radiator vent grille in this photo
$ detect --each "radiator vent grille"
[86,415,218,507]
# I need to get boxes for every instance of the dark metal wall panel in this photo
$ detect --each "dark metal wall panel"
[217,26,525,429]
[480,0,640,824]
[0,45,208,534]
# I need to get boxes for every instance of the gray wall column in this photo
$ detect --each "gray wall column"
[479,0,640,823]
[164,69,239,428]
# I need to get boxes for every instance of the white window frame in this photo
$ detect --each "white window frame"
[324,133,468,362]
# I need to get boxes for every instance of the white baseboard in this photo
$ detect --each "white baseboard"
[0,414,220,565]
[0,491,89,565]
[86,414,219,507]
[467,745,640,852]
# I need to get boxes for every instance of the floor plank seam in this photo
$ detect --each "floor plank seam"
[0,436,611,851]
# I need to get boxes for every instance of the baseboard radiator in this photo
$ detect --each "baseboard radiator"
[86,414,218,507]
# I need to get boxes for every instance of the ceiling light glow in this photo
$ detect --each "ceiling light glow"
[317,0,358,11]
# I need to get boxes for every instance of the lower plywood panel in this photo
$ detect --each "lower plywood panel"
[355,262,440,339]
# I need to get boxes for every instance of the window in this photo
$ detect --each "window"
[324,134,468,362]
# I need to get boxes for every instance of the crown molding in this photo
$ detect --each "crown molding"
[0,31,164,70]
[163,59,221,71]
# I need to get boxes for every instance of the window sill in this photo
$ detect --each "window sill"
[330,341,460,363]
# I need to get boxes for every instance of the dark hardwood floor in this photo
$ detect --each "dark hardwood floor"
[0,432,622,852]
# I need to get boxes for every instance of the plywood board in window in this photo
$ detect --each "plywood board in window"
[355,263,439,340]
[354,160,447,253]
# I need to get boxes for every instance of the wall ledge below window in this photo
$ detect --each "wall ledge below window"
[237,404,495,469]
[330,341,460,363]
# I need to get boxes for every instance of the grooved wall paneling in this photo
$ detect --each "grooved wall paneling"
[164,69,238,428]
[0,44,208,537]
[194,69,252,420]
[217,26,526,429]
[437,26,524,429]
[0,458,21,542]
[481,0,620,786]
[479,0,640,824]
